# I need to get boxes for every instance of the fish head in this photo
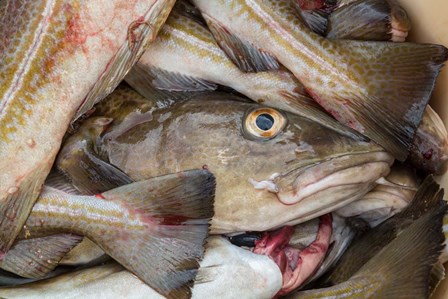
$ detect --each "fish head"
[104,92,393,233]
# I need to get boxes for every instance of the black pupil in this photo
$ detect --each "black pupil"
[255,113,274,131]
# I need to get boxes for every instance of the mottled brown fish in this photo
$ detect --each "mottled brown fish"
[191,0,448,161]
[0,0,176,258]
[57,88,393,233]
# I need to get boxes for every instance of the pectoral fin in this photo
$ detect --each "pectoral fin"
[57,145,133,195]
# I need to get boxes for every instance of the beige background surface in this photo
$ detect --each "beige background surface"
[396,0,448,298]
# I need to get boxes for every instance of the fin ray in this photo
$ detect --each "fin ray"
[203,14,280,72]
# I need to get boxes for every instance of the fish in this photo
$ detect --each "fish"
[289,193,447,298]
[336,163,418,227]
[57,88,393,234]
[4,170,216,298]
[125,3,362,140]
[264,0,448,173]
[191,0,448,160]
[0,237,283,299]
[316,175,444,286]
[0,0,176,257]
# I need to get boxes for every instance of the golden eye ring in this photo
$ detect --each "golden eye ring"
[243,107,287,140]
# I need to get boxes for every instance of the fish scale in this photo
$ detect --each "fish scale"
[0,0,176,257]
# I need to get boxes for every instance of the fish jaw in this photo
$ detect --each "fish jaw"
[0,0,174,256]
[254,151,394,205]
[253,215,332,295]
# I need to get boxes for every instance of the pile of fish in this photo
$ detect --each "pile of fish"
[1,0,448,298]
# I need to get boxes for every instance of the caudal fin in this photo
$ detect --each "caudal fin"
[327,0,410,42]
[91,170,215,299]
[1,234,82,278]
[322,40,448,160]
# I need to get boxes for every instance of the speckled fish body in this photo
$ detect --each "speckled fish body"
[192,0,448,161]
[126,8,360,140]
[61,89,394,233]
[0,237,282,299]
[0,0,176,257]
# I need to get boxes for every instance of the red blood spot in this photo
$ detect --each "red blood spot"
[95,194,106,199]
[423,149,433,160]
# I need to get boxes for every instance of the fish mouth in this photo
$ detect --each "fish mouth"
[252,214,333,296]
[251,151,394,206]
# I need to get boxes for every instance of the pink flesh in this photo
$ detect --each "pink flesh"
[253,215,333,296]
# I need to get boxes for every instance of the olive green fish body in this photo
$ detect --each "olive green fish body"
[70,89,393,233]
[0,0,176,257]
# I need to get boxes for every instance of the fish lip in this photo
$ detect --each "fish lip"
[275,151,394,205]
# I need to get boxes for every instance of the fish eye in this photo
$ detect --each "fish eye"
[243,108,287,140]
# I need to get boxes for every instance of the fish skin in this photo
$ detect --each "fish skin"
[59,88,393,233]
[0,0,176,257]
[126,8,362,140]
[13,170,216,298]
[0,237,282,299]
[191,0,448,161]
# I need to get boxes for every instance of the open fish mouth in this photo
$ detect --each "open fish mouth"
[252,214,333,296]
[250,151,394,207]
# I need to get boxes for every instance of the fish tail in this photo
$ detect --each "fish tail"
[1,234,82,278]
[352,199,447,298]
[327,0,409,42]
[318,41,448,160]
[90,170,215,299]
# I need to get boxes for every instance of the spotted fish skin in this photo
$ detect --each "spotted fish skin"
[192,0,448,161]
[0,0,175,257]
[127,9,361,140]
